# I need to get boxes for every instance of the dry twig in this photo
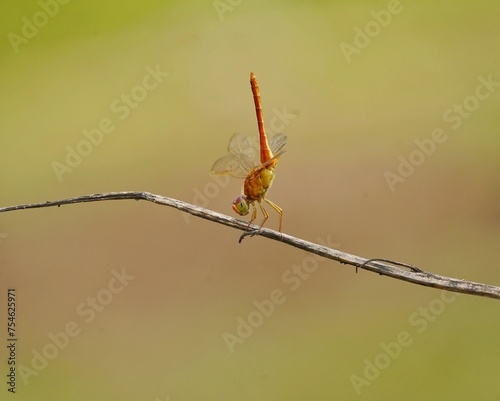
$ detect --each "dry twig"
[1,191,499,300]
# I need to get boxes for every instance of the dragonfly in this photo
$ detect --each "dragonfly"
[211,72,287,238]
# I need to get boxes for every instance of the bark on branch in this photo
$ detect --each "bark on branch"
[1,191,499,300]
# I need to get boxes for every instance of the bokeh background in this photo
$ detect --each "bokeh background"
[1,1,500,400]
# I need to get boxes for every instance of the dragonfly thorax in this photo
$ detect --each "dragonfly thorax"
[243,163,276,201]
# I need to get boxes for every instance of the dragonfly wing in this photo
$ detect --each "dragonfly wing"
[212,133,260,178]
[227,133,258,161]
[269,134,287,157]
[211,154,251,178]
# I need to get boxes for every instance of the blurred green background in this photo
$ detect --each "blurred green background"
[1,1,500,400]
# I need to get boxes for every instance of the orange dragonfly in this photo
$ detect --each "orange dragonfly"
[212,72,287,237]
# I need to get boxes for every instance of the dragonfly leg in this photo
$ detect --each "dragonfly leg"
[239,202,265,243]
[263,198,283,233]
[239,198,283,243]
[245,203,258,231]
[257,201,269,231]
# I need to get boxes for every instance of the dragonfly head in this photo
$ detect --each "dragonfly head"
[232,195,249,216]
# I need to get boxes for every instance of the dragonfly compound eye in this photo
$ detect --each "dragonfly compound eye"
[232,195,249,216]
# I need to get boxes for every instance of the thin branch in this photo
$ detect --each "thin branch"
[1,191,499,300]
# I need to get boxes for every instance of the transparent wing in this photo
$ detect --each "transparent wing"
[227,133,258,161]
[211,154,253,178]
[269,134,287,157]
[211,133,258,178]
